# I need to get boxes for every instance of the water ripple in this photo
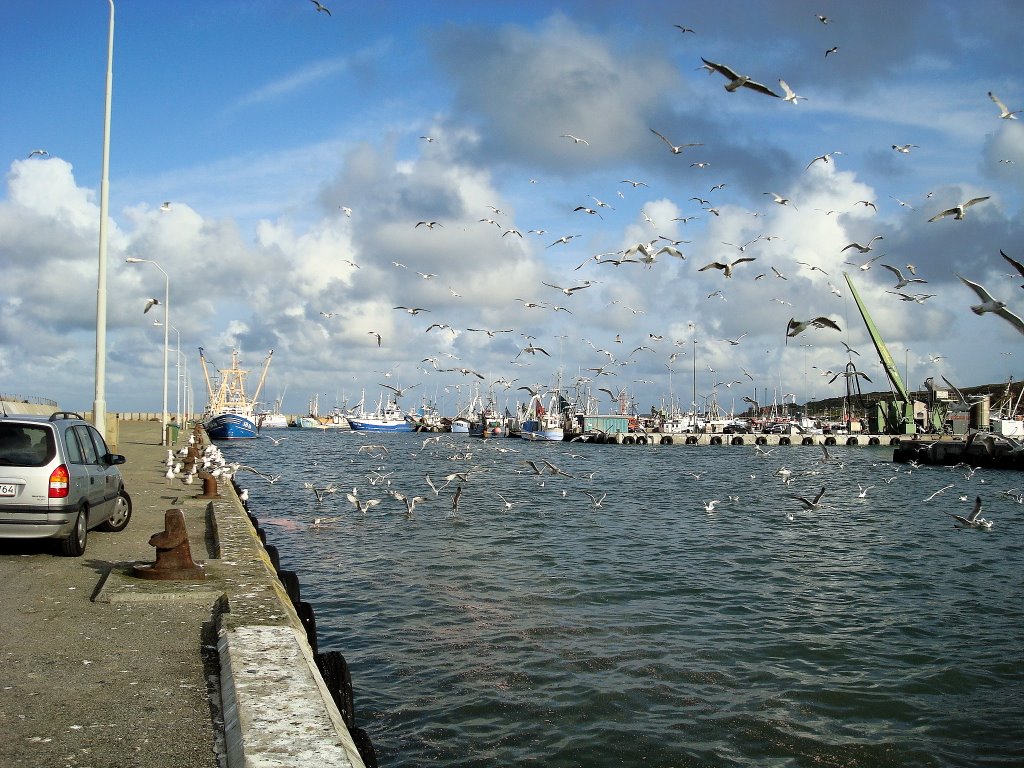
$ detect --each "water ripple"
[223,432,1024,767]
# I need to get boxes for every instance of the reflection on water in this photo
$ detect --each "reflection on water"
[223,430,1024,767]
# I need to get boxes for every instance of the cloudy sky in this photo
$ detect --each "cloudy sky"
[2,1,1022,419]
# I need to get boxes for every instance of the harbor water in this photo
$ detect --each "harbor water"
[222,430,1023,767]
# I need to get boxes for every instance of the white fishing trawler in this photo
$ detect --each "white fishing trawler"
[346,391,414,432]
[199,348,274,440]
[518,389,564,441]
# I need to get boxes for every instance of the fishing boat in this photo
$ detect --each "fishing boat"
[199,348,274,440]
[450,417,471,434]
[468,390,511,438]
[256,392,289,429]
[347,391,414,432]
[296,394,323,429]
[518,389,564,441]
[405,401,445,432]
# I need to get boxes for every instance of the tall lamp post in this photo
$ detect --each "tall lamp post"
[92,0,115,436]
[126,257,169,445]
[692,338,697,418]
[156,323,183,427]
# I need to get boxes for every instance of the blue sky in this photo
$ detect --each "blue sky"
[1,1,1022,418]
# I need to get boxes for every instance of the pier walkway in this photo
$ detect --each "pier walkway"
[0,419,366,768]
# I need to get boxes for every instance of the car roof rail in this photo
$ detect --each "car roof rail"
[49,411,85,422]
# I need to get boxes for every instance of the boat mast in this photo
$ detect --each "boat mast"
[198,348,216,402]
[250,349,274,405]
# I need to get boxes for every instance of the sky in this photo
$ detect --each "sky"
[1,0,1022,420]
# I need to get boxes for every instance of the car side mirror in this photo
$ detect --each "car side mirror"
[105,453,127,466]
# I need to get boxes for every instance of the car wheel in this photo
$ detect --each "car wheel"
[98,490,132,532]
[60,506,88,557]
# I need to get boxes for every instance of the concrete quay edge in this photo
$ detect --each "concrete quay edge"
[93,424,367,768]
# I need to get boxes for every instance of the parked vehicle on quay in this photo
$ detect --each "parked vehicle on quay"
[0,411,131,556]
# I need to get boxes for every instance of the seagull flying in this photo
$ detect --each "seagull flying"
[841,236,883,253]
[700,58,780,97]
[1000,249,1024,288]
[988,91,1021,119]
[793,486,827,511]
[881,264,927,290]
[779,79,806,104]
[957,275,1024,335]
[649,128,703,154]
[699,257,756,278]
[786,316,841,341]
[946,496,993,529]
[928,196,990,222]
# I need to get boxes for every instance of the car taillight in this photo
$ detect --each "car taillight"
[49,465,70,498]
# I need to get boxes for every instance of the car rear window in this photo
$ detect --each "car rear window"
[0,423,55,467]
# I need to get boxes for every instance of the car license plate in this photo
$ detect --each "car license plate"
[0,483,17,497]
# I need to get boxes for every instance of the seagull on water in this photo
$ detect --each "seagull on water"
[957,275,1024,335]
[946,496,993,529]
[702,500,720,512]
[700,58,780,97]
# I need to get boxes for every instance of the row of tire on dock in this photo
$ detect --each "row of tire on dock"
[575,432,902,446]
[238,487,379,768]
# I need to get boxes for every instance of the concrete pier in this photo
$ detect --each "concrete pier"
[0,419,368,768]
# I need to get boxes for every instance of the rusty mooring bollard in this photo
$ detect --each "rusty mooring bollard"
[195,469,221,499]
[132,508,205,581]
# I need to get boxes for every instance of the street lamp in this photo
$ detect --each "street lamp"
[92,0,115,437]
[155,322,183,427]
[126,257,169,445]
[692,337,697,418]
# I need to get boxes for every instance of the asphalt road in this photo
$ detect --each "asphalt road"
[0,420,221,768]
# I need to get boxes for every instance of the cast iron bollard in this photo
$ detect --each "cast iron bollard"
[196,469,221,499]
[132,508,206,580]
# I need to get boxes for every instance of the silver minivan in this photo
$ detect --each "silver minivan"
[0,411,131,556]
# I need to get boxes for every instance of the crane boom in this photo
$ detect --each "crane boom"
[843,272,911,402]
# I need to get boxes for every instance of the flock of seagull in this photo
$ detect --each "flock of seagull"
[300,14,1024,411]
[212,424,1020,535]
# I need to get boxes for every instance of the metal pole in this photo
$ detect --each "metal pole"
[171,326,181,426]
[692,338,697,416]
[92,0,115,435]
[126,258,169,444]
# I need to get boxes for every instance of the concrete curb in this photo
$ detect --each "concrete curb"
[219,625,364,768]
